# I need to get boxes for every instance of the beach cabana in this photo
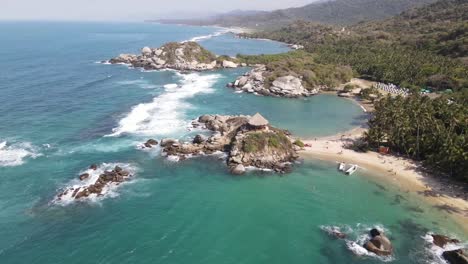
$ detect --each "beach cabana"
[248,113,269,130]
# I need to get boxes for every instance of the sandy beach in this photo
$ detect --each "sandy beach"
[300,128,468,233]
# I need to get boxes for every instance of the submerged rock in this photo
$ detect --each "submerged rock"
[144,139,158,148]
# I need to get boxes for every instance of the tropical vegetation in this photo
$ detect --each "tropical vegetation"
[365,94,467,181]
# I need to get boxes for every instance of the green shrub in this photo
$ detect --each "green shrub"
[293,139,305,148]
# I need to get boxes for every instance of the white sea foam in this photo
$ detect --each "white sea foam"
[0,141,41,167]
[117,79,159,89]
[320,224,394,262]
[181,28,230,43]
[421,233,467,264]
[51,163,138,206]
[108,73,220,137]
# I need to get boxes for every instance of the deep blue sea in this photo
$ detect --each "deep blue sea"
[0,22,465,264]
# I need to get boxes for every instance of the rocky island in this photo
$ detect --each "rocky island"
[227,65,320,97]
[108,41,239,71]
[158,113,301,174]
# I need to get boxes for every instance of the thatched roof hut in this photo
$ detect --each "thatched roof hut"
[248,113,269,128]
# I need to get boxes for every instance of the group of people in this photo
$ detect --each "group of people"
[374,82,409,96]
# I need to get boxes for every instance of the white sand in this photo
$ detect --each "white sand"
[300,128,468,233]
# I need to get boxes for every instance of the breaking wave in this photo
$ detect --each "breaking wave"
[320,224,394,262]
[0,140,42,167]
[421,233,467,264]
[182,28,230,43]
[51,163,138,206]
[108,72,220,137]
[116,79,160,89]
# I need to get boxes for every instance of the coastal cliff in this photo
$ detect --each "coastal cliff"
[159,113,300,174]
[108,41,239,71]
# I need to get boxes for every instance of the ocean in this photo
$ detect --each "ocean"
[0,21,465,264]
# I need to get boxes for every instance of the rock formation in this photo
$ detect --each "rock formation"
[431,234,460,248]
[443,249,468,264]
[55,165,132,201]
[363,228,393,256]
[160,113,299,174]
[227,65,320,97]
[430,234,467,264]
[143,139,158,148]
[108,42,238,71]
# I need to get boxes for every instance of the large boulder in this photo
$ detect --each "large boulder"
[141,47,152,56]
[144,139,159,148]
[230,164,246,175]
[193,134,207,144]
[160,138,178,147]
[271,76,306,96]
[222,60,238,68]
[442,249,468,264]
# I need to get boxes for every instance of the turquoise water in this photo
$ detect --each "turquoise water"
[0,22,465,263]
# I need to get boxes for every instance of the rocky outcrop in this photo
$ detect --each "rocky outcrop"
[443,249,468,264]
[160,114,299,174]
[55,165,132,201]
[363,228,393,256]
[432,234,460,248]
[227,65,320,97]
[222,60,238,68]
[429,234,467,264]
[143,139,158,148]
[108,42,237,71]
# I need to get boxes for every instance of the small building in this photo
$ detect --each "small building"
[248,113,269,130]
[379,146,390,155]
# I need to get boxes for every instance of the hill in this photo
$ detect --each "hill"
[156,0,436,28]
[240,0,468,91]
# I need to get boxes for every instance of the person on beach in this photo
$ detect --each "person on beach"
[364,228,393,256]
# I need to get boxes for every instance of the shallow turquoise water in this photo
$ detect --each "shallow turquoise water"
[0,22,465,264]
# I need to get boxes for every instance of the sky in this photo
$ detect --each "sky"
[0,0,317,21]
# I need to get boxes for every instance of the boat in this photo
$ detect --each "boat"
[345,165,358,175]
[338,162,346,171]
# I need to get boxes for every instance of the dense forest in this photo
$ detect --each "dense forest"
[157,0,436,29]
[242,0,468,92]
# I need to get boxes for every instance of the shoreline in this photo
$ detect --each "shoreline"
[299,129,468,234]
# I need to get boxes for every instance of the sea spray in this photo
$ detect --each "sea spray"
[108,73,220,137]
[51,163,138,206]
[0,140,42,167]
[320,224,395,262]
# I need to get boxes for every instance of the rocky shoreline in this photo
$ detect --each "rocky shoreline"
[149,113,301,174]
[107,41,240,71]
[227,65,321,98]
